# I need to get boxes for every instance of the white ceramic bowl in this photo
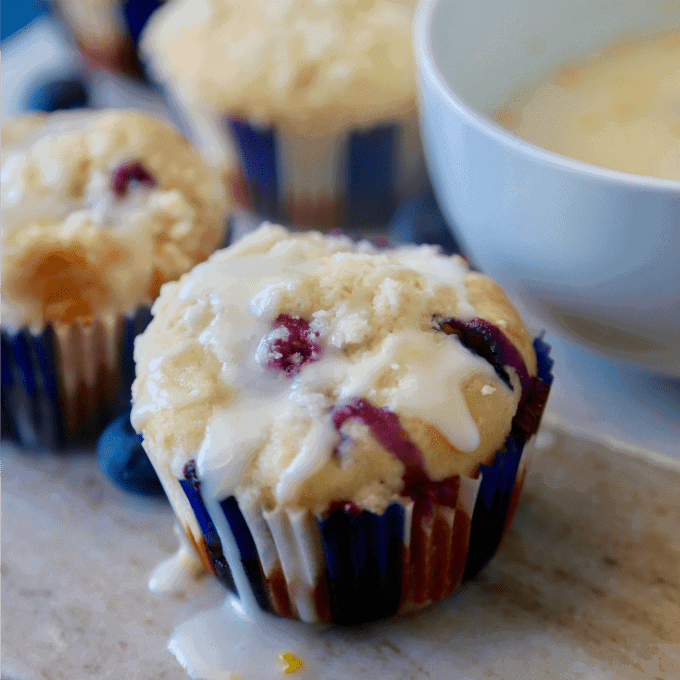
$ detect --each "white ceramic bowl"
[414,0,680,376]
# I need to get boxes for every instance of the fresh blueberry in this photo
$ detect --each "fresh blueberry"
[97,410,165,497]
[24,76,89,112]
[388,189,461,255]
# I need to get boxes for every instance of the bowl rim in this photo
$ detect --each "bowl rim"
[414,0,680,194]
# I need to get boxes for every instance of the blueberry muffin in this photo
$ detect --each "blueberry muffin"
[131,224,553,624]
[1,109,229,448]
[141,0,426,228]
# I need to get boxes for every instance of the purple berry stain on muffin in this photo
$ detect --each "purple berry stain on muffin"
[112,160,156,198]
[434,315,547,437]
[266,314,321,377]
[434,315,513,390]
[515,376,552,438]
[331,397,452,502]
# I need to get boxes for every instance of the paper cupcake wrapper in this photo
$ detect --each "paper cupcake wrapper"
[1,306,152,449]
[143,25,425,229]
[177,474,483,624]
[173,342,553,624]
[464,335,554,579]
[1,221,232,450]
[124,0,165,47]
[225,116,428,230]
[172,337,553,625]
[149,82,427,230]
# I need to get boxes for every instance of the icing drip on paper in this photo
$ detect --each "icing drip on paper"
[148,524,205,594]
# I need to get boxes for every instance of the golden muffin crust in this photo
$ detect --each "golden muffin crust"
[1,110,228,327]
[132,224,537,514]
[142,0,417,135]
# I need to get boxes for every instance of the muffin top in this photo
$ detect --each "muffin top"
[142,0,417,135]
[1,110,228,328]
[132,224,537,514]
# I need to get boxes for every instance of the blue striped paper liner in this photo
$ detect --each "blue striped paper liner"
[175,441,515,624]
[345,125,396,225]
[218,497,276,612]
[177,481,270,610]
[178,479,237,595]
[2,221,229,450]
[123,0,164,83]
[173,428,537,623]
[1,325,62,448]
[171,463,482,624]
[319,503,405,624]
[535,335,555,388]
[175,477,408,624]
[1,334,18,442]
[1,305,152,450]
[123,0,163,46]
[226,117,417,229]
[463,336,555,579]
[228,120,279,220]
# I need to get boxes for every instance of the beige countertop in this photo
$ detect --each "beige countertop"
[4,422,679,680]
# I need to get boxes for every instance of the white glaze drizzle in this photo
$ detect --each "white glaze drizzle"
[200,474,263,618]
[148,524,206,594]
[391,246,476,320]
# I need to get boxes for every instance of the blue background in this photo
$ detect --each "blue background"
[2,0,46,42]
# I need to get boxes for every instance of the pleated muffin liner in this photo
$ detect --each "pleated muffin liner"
[151,79,428,231]
[169,337,553,625]
[1,306,153,450]
[224,114,428,230]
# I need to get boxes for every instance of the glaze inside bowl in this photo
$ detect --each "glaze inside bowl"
[493,30,680,182]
